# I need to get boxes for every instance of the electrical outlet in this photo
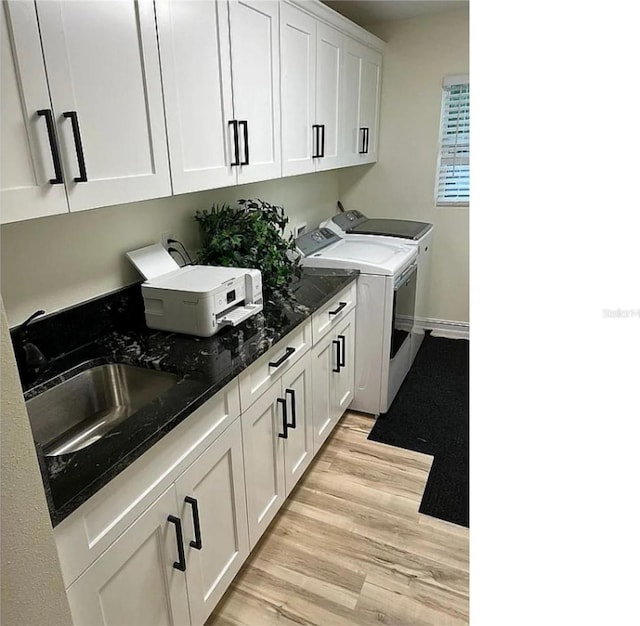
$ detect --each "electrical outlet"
[161,232,174,251]
[295,223,307,237]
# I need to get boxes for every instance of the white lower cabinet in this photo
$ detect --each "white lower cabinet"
[65,418,248,626]
[241,350,313,548]
[174,419,250,626]
[58,285,357,625]
[312,309,356,452]
[66,485,191,626]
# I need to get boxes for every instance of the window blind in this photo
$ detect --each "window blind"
[436,75,469,205]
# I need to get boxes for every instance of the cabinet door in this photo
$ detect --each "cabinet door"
[340,37,381,166]
[280,351,314,496]
[156,0,237,194]
[241,381,286,548]
[1,1,68,223]
[311,331,338,453]
[66,486,191,626]
[36,0,171,212]
[174,418,249,626]
[228,0,281,184]
[339,36,362,167]
[280,2,316,177]
[332,310,356,419]
[358,45,382,164]
[315,22,343,171]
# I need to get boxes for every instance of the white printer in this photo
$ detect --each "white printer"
[126,244,263,337]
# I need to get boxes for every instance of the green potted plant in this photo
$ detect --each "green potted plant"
[195,198,300,293]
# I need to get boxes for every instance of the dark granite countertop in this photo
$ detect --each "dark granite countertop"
[13,268,358,526]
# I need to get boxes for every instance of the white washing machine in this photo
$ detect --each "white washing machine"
[296,228,419,416]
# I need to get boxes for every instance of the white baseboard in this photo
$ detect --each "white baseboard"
[417,317,469,340]
[395,316,469,339]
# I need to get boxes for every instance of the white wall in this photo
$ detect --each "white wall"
[0,171,339,327]
[338,8,469,324]
[0,301,73,626]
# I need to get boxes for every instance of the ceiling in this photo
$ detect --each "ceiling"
[322,1,469,28]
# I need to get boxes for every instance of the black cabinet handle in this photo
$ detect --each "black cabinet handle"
[229,120,240,166]
[62,111,87,182]
[332,339,341,373]
[277,397,288,439]
[269,346,295,369]
[184,497,202,550]
[167,515,187,572]
[358,127,366,154]
[329,301,347,316]
[285,388,297,429]
[239,120,249,165]
[320,124,325,158]
[312,124,320,158]
[338,334,346,368]
[36,109,63,184]
[359,127,369,154]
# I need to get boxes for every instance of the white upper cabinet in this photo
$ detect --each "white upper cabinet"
[340,36,382,166]
[358,43,382,163]
[156,0,236,194]
[158,0,281,192]
[280,3,343,177]
[227,0,282,184]
[280,2,316,177]
[1,2,68,224]
[2,0,383,224]
[315,22,343,171]
[36,0,171,212]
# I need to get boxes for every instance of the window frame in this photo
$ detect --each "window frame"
[434,74,470,208]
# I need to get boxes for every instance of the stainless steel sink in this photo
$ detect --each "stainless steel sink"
[26,363,181,457]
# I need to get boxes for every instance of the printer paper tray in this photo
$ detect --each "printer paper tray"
[219,303,263,327]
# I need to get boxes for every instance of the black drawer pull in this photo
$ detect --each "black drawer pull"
[328,301,347,316]
[277,397,288,439]
[338,334,346,368]
[269,346,295,369]
[167,515,187,571]
[332,340,341,373]
[184,497,202,550]
[229,120,240,166]
[62,111,87,182]
[239,120,249,165]
[36,109,64,184]
[320,124,325,158]
[285,388,297,429]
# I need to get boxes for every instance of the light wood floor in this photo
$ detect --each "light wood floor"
[206,411,469,626]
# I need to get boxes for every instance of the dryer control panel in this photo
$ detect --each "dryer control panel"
[332,210,367,232]
[295,228,342,257]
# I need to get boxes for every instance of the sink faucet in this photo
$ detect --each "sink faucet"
[15,310,48,384]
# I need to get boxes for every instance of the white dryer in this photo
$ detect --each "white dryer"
[320,209,434,257]
[296,228,419,416]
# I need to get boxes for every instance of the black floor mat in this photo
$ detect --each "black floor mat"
[367,332,469,527]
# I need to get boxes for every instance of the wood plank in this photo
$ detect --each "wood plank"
[356,578,469,626]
